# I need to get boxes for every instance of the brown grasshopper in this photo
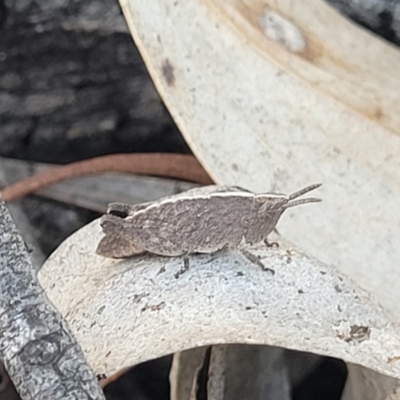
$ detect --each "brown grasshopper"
[96,184,321,258]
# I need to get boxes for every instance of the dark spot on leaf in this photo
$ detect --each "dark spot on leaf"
[157,265,166,275]
[142,302,166,312]
[388,356,400,364]
[349,325,370,341]
[162,59,175,86]
[96,373,107,381]
[342,326,371,343]
[334,284,342,293]
[97,305,105,314]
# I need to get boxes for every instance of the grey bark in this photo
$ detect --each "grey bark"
[0,161,45,269]
[0,0,186,259]
[0,0,185,164]
[0,199,105,399]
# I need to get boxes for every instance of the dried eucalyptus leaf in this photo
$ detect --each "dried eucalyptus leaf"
[39,219,400,388]
[170,347,210,400]
[119,0,400,319]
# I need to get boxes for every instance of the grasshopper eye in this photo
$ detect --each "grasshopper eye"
[109,210,128,219]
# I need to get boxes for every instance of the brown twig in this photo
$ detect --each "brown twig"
[1,153,214,203]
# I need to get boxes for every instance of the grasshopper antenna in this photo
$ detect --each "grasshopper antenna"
[284,183,322,209]
[288,183,322,200]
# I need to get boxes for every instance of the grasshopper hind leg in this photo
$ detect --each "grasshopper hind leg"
[240,248,275,275]
[174,254,190,279]
[264,238,279,248]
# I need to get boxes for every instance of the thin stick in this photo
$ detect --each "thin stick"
[1,153,213,202]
